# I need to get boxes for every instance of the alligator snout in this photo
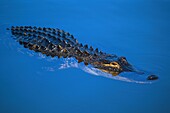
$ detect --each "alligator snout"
[147,75,158,80]
[131,68,159,81]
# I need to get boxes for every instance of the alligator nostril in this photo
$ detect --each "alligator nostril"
[147,75,158,80]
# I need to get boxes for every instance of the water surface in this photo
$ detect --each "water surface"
[0,0,170,113]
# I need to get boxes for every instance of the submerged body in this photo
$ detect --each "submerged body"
[7,26,158,80]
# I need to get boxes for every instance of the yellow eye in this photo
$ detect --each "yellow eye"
[110,62,120,68]
[98,61,121,76]
[110,62,118,65]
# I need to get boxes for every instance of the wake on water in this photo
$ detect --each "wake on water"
[58,58,154,84]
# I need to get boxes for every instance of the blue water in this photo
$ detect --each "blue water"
[0,0,170,113]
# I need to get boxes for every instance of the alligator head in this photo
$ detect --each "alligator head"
[92,55,135,75]
[91,55,158,80]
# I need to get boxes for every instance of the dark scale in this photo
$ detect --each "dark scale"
[7,26,159,80]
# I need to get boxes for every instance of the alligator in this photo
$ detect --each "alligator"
[7,26,158,80]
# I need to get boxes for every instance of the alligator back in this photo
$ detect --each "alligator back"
[8,26,106,65]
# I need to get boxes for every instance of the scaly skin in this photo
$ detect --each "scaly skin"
[7,26,147,76]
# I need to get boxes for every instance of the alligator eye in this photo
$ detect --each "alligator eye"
[110,62,118,65]
[110,62,120,69]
